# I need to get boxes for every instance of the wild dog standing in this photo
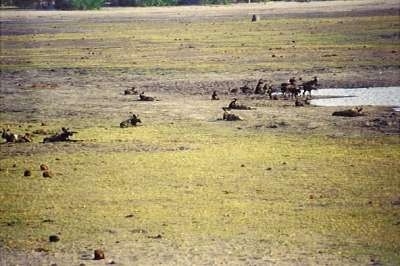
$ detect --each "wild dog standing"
[211,91,220,100]
[281,77,300,99]
[301,76,319,97]
[280,77,293,98]
[254,79,265,94]
[263,82,276,99]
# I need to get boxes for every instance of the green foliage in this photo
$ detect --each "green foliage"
[201,0,231,4]
[140,0,177,6]
[12,0,37,8]
[1,0,16,6]
[3,0,338,9]
[114,0,232,6]
[71,0,104,9]
[55,0,73,9]
[177,0,231,5]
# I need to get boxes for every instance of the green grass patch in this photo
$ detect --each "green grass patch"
[0,122,399,263]
[1,15,399,75]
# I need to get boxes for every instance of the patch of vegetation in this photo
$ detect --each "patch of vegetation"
[0,121,399,263]
[1,15,399,78]
[71,0,105,9]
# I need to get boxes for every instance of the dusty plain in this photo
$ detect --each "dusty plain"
[0,0,400,265]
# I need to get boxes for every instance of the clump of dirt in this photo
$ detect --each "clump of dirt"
[23,169,31,176]
[42,170,53,178]
[94,249,105,260]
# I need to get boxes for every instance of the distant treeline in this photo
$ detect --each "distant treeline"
[2,0,314,10]
[108,0,312,7]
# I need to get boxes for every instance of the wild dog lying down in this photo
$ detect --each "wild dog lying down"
[332,107,364,117]
[43,127,77,143]
[240,84,253,94]
[229,88,238,94]
[224,98,255,110]
[1,128,32,143]
[295,97,311,107]
[124,86,138,95]
[222,111,242,121]
[139,92,155,101]
[120,114,142,128]
[295,99,304,107]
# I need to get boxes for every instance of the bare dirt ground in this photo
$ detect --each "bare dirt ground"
[1,1,400,265]
[0,68,399,141]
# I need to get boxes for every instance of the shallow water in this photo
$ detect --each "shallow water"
[310,87,400,108]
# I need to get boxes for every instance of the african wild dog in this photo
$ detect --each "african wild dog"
[43,127,77,143]
[120,114,142,128]
[139,92,155,101]
[301,76,319,97]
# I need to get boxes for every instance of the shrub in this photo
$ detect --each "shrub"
[13,0,38,8]
[71,0,104,9]
[55,0,73,9]
[178,0,231,4]
[140,0,177,6]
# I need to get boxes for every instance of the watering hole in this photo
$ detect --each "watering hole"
[311,87,400,110]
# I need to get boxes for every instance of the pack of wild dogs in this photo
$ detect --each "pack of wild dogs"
[1,127,78,144]
[1,76,364,143]
[218,76,319,120]
[228,76,318,100]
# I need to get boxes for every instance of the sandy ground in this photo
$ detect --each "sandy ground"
[1,69,399,142]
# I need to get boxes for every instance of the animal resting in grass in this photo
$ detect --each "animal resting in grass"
[1,128,32,143]
[224,98,254,110]
[222,111,242,121]
[240,84,253,94]
[120,114,142,128]
[295,97,311,107]
[124,86,138,95]
[43,127,77,143]
[139,92,155,101]
[332,107,364,117]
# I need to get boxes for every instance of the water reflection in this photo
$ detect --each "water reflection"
[311,87,400,108]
